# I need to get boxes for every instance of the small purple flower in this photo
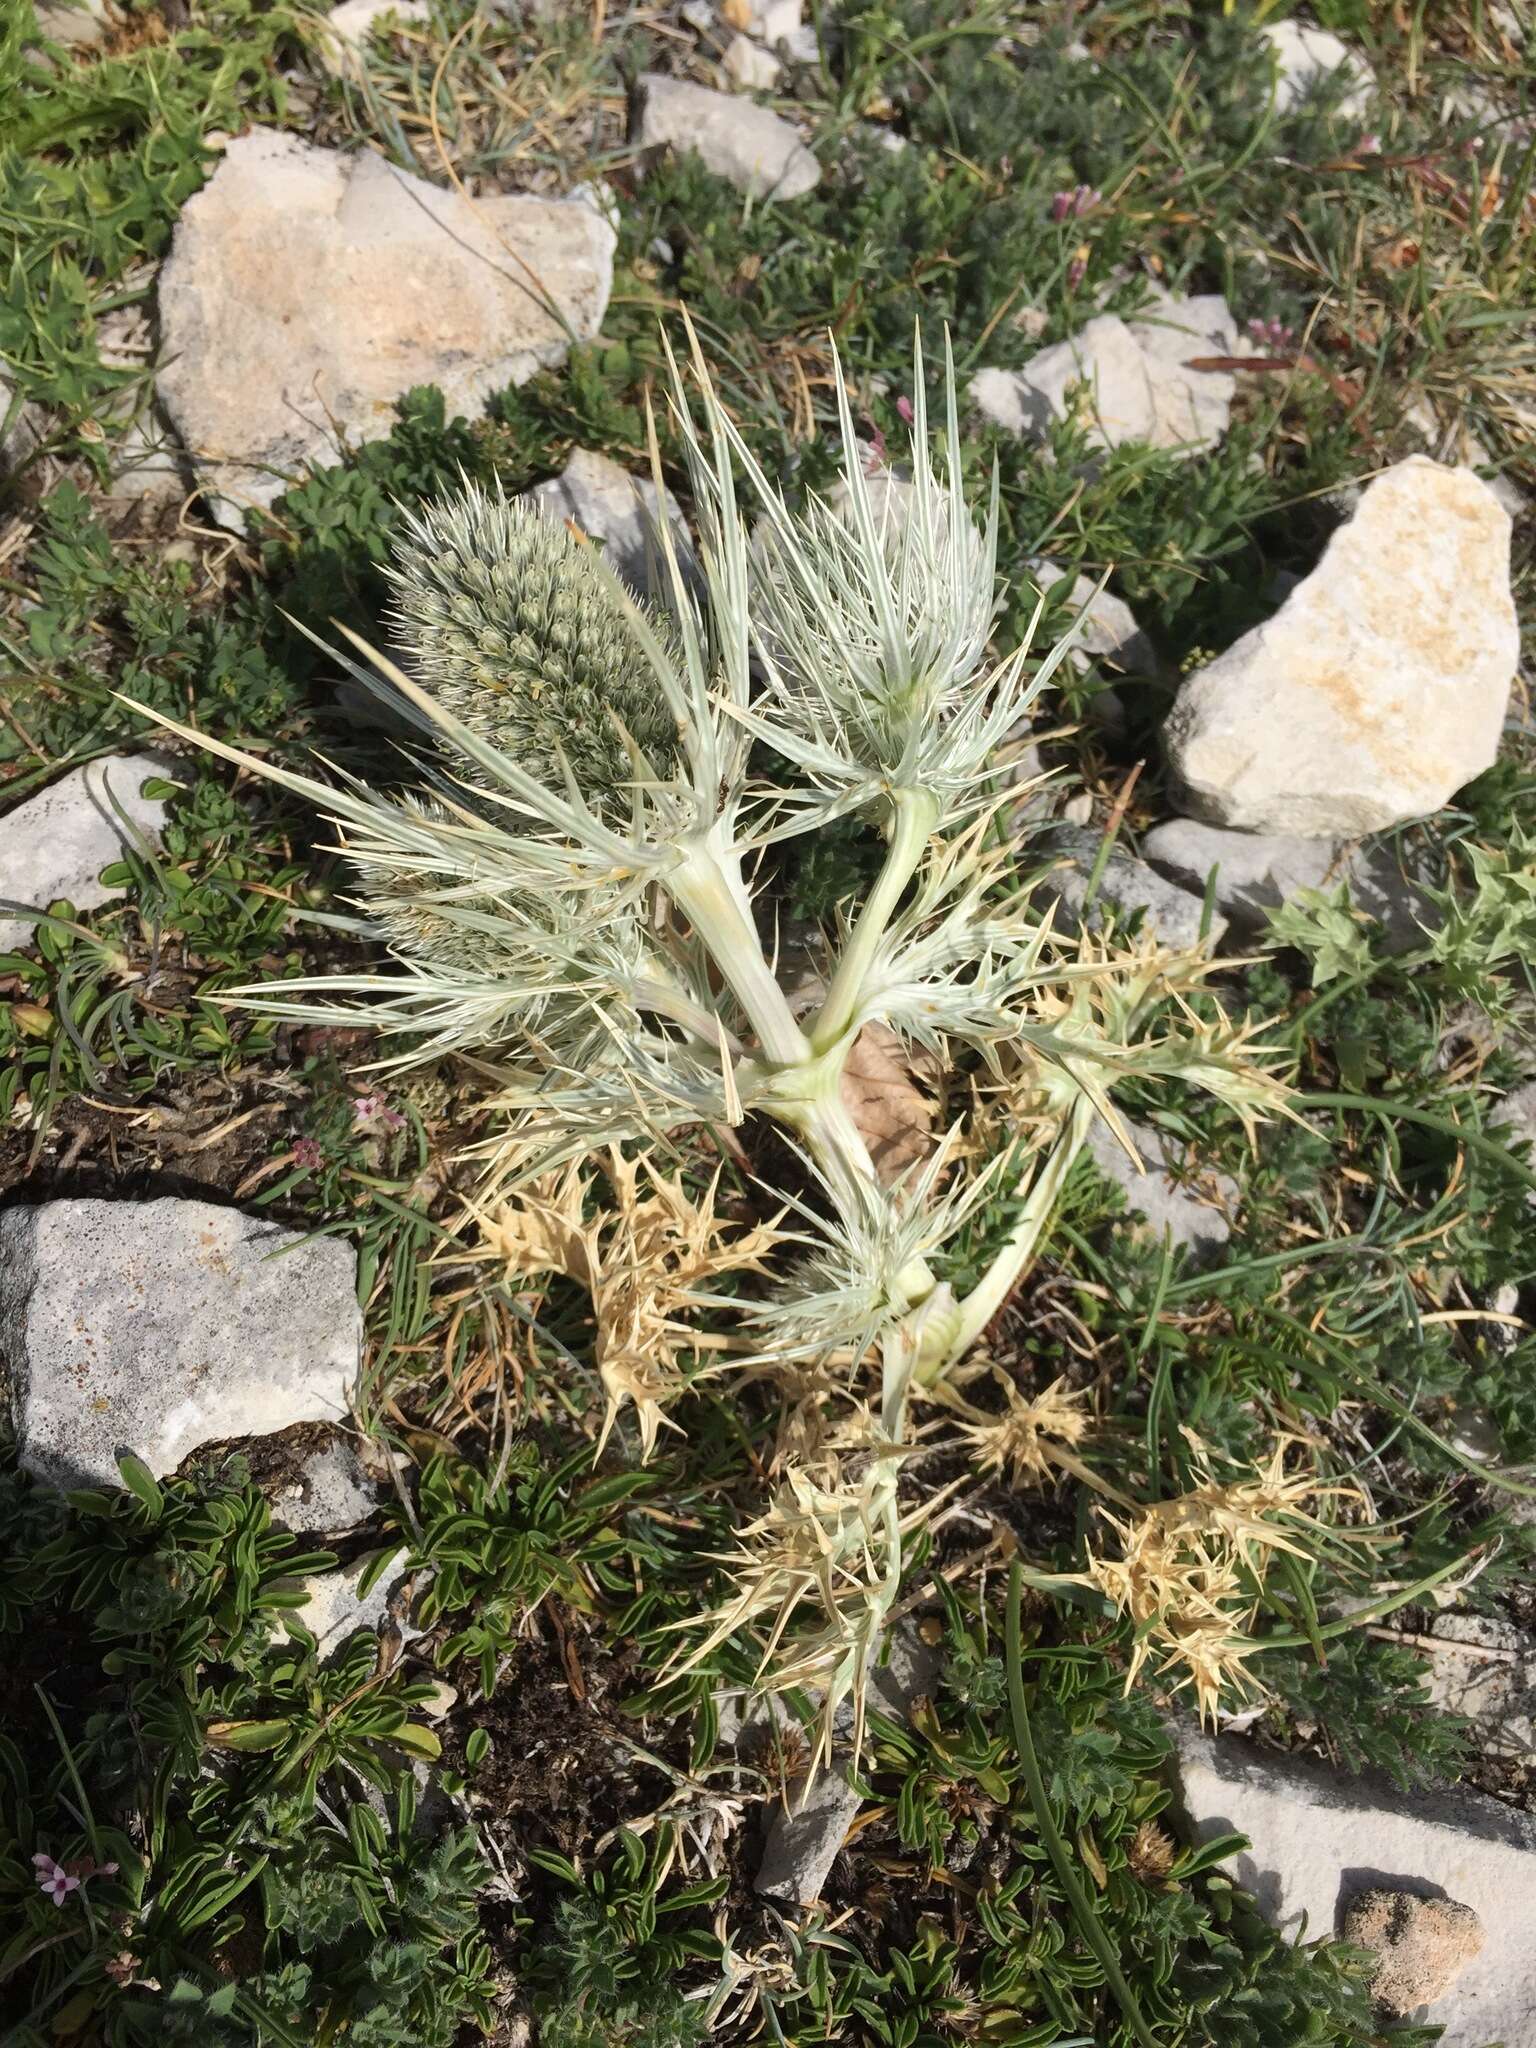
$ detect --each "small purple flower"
[895,394,914,426]
[352,1094,406,1134]
[292,1138,325,1171]
[1354,130,1381,156]
[1246,315,1294,350]
[1066,254,1088,290]
[33,1854,81,1907]
[1050,184,1101,221]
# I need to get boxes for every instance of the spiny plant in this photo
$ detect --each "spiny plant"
[134,323,1293,1769]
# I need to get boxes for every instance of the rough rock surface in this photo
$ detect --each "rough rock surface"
[0,1198,360,1489]
[1,372,45,476]
[525,447,691,599]
[1163,459,1517,836]
[1085,1115,1237,1259]
[1140,817,1432,951]
[1421,1612,1536,1767]
[756,1627,939,1906]
[272,1435,383,1534]
[286,1551,409,1656]
[0,752,177,951]
[972,289,1244,458]
[1170,1725,1536,2045]
[1260,19,1373,119]
[636,73,820,199]
[1342,1890,1485,2018]
[1035,825,1226,951]
[156,130,616,527]
[1026,557,1156,675]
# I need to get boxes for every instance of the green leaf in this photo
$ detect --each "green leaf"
[115,1450,164,1520]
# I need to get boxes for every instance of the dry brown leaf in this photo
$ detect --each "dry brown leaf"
[840,1023,939,1185]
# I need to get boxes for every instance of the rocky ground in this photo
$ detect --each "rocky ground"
[2,2,1535,2045]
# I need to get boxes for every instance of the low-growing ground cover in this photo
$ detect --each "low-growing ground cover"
[2,1,1535,2043]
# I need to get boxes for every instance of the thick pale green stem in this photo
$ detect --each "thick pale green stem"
[667,837,809,1067]
[807,787,938,1054]
[931,1091,1098,1380]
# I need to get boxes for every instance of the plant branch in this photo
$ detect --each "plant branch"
[808,786,939,1053]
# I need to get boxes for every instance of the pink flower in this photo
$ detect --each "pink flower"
[33,1854,81,1907]
[1066,255,1087,290]
[292,1138,325,1170]
[1050,184,1101,221]
[894,395,915,426]
[862,427,887,473]
[1246,315,1294,350]
[352,1094,405,1133]
[1355,131,1381,155]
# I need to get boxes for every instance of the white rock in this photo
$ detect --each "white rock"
[1,373,45,476]
[155,130,616,528]
[972,291,1243,459]
[1163,459,1517,836]
[1421,1613,1536,1765]
[1343,1889,1486,2019]
[732,0,801,42]
[1085,1115,1237,1258]
[636,73,819,199]
[286,1549,406,1656]
[1260,19,1373,120]
[312,0,431,77]
[1140,817,1431,951]
[0,1197,360,1489]
[1035,825,1226,951]
[104,410,189,515]
[0,752,177,951]
[33,0,109,46]
[524,447,691,599]
[722,31,782,89]
[273,1435,383,1532]
[1170,1724,1536,2046]
[1026,557,1156,674]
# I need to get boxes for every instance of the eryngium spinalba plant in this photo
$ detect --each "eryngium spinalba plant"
[136,328,1289,1771]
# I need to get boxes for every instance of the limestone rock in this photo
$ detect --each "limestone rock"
[1035,825,1226,951]
[313,0,432,77]
[1342,1890,1485,2018]
[1163,459,1517,836]
[1169,1724,1536,2046]
[726,0,801,43]
[1085,1115,1237,1259]
[1420,1613,1536,1767]
[1026,557,1156,675]
[755,1625,938,1906]
[156,130,616,527]
[1260,19,1373,120]
[1140,817,1432,951]
[1,373,45,476]
[285,1549,408,1657]
[636,73,819,199]
[273,1435,384,1534]
[33,0,109,47]
[722,31,782,89]
[972,290,1244,459]
[0,1198,360,1489]
[525,447,691,600]
[0,752,177,951]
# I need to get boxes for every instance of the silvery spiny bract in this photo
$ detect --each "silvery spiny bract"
[133,323,1297,1772]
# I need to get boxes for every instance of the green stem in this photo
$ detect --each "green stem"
[1005,1566,1163,2048]
[1303,1089,1536,1198]
[807,786,938,1054]
[936,1093,1097,1381]
[668,838,809,1067]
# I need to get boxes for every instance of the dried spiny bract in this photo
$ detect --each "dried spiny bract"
[387,480,681,809]
[954,1372,1094,1490]
[473,1152,783,1460]
[1073,1439,1363,1724]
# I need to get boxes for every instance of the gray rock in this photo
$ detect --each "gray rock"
[1026,557,1156,675]
[156,130,616,528]
[972,289,1244,459]
[1343,1889,1485,2019]
[284,1548,407,1656]
[733,0,801,42]
[0,752,178,951]
[0,1197,360,1489]
[525,447,691,600]
[1,373,45,476]
[636,73,820,199]
[103,409,190,515]
[1421,1612,1536,1767]
[1169,1724,1536,2046]
[33,0,109,46]
[1140,817,1432,951]
[1163,459,1518,836]
[1260,19,1373,120]
[1035,825,1227,951]
[755,1624,938,1906]
[273,1435,383,1534]
[1085,1114,1237,1258]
